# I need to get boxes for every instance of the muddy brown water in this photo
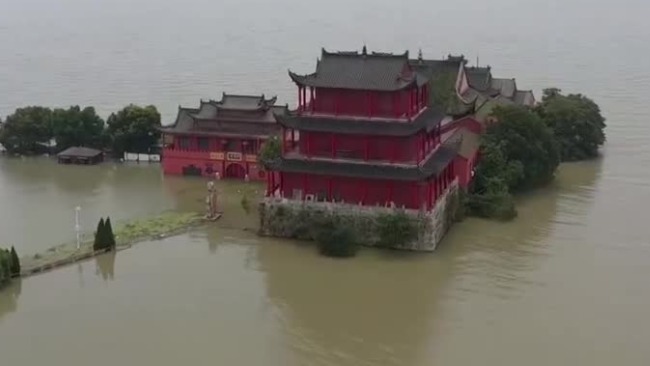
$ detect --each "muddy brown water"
[2,0,650,364]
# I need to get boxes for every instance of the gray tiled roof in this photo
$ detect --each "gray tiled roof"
[57,146,103,158]
[274,106,446,137]
[465,67,492,91]
[268,137,461,181]
[289,48,416,91]
[215,93,277,111]
[160,95,287,136]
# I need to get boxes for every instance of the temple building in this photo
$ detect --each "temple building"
[160,93,287,180]
[267,47,463,210]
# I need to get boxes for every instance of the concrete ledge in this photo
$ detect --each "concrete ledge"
[259,180,459,251]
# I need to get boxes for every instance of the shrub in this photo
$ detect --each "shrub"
[376,211,418,249]
[93,218,106,251]
[241,194,251,215]
[0,248,12,285]
[104,217,116,250]
[314,218,359,258]
[465,192,517,221]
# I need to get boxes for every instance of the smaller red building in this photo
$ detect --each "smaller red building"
[161,94,287,180]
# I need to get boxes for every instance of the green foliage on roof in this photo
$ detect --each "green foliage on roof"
[428,71,470,116]
[535,88,606,161]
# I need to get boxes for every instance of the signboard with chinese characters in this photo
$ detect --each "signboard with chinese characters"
[226,152,242,161]
[244,154,257,162]
[209,152,225,160]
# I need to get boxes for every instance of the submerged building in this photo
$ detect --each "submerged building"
[259,48,515,250]
[160,93,287,180]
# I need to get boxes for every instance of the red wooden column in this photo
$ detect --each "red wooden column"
[335,93,340,116]
[366,91,372,118]
[387,181,394,205]
[310,87,315,113]
[330,133,337,159]
[305,132,311,158]
[362,181,368,204]
[364,136,370,161]
[291,129,295,150]
[302,174,307,199]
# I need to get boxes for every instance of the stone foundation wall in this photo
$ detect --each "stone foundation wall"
[258,180,460,251]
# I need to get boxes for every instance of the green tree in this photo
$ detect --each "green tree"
[535,88,606,161]
[466,105,560,220]
[0,106,53,154]
[9,247,20,276]
[106,105,161,157]
[487,105,560,190]
[258,136,281,168]
[51,106,105,150]
[94,218,106,251]
[0,249,11,286]
[104,217,116,250]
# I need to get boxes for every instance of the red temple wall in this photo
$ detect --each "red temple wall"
[298,132,420,162]
[312,88,419,118]
[453,152,478,188]
[280,173,422,208]
[162,134,266,180]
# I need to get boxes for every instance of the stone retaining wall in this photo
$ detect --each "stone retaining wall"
[258,180,459,251]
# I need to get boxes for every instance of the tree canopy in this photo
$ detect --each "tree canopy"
[467,105,560,220]
[535,88,606,161]
[52,106,105,150]
[0,106,53,154]
[106,105,161,156]
[258,136,281,168]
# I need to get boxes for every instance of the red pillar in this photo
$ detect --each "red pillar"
[291,129,295,149]
[335,93,340,116]
[279,173,284,197]
[367,91,372,118]
[310,87,315,113]
[390,140,396,163]
[302,174,307,199]
[330,133,336,158]
[305,132,311,158]
[364,135,370,161]
[388,181,394,204]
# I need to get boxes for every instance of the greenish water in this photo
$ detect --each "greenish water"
[2,0,650,364]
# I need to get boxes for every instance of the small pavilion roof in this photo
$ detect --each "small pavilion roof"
[57,146,103,158]
[274,106,446,137]
[289,48,418,91]
[464,65,535,107]
[214,93,278,111]
[267,134,462,182]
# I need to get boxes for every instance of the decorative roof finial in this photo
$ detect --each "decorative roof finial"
[362,44,367,56]
[418,48,423,62]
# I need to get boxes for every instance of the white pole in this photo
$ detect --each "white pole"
[75,206,81,249]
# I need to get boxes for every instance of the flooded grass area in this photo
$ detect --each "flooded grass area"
[20,211,205,276]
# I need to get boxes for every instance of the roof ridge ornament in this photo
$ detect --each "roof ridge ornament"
[418,48,423,63]
[362,44,367,57]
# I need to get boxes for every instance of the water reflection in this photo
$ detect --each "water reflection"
[0,279,22,323]
[95,251,116,281]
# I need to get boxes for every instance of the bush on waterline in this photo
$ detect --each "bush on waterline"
[314,219,359,258]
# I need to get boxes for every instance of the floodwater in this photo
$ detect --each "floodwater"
[1,0,650,364]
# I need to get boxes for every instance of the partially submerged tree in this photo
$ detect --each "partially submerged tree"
[106,104,161,157]
[467,105,560,220]
[9,247,20,277]
[0,106,53,154]
[51,106,105,151]
[535,88,606,161]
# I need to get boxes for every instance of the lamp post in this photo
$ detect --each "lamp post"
[75,206,81,249]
